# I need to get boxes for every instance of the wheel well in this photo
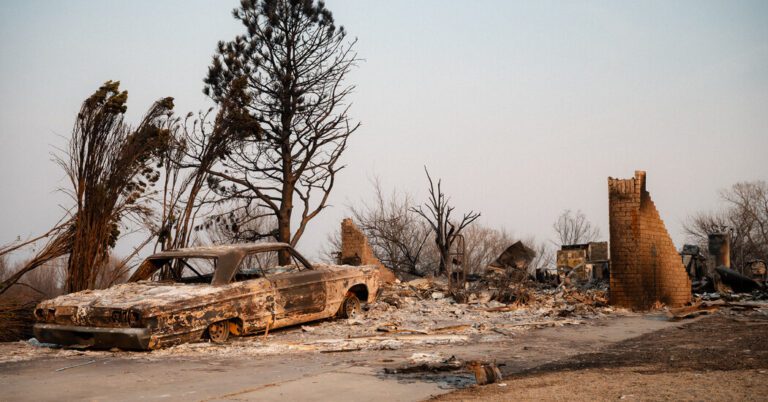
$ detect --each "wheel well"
[203,317,243,339]
[228,317,244,336]
[347,284,369,302]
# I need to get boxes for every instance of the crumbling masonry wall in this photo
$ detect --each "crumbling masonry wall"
[340,218,384,269]
[608,171,691,309]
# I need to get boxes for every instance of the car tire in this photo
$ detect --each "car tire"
[339,293,362,319]
[207,320,230,343]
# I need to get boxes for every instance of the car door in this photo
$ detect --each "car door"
[263,249,328,325]
[227,256,278,334]
[270,269,327,319]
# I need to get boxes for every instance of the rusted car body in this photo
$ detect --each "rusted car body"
[33,243,382,350]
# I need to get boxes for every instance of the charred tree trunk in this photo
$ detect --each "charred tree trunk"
[438,245,450,276]
[412,167,480,277]
[66,217,109,292]
[277,184,293,265]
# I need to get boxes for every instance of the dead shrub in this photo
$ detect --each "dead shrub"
[0,256,57,341]
[93,255,131,289]
[0,297,37,342]
[17,257,67,298]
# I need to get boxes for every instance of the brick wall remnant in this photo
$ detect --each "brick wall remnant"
[608,171,691,309]
[340,218,395,283]
[340,218,384,268]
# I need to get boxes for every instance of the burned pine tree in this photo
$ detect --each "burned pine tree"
[412,168,480,276]
[204,0,359,264]
[60,81,173,293]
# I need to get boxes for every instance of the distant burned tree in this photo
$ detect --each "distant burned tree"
[721,181,768,265]
[204,0,359,264]
[684,181,768,269]
[0,256,67,300]
[0,222,72,296]
[455,225,554,277]
[525,237,555,276]
[60,81,174,292]
[412,168,480,276]
[348,179,430,276]
[460,224,513,275]
[552,209,601,246]
[684,210,732,240]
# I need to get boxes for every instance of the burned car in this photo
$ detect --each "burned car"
[33,243,382,350]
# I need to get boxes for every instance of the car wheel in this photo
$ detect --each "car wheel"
[207,320,230,343]
[339,293,362,319]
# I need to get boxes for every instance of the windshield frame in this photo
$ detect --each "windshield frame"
[128,244,314,285]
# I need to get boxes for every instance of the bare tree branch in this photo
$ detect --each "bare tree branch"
[411,167,480,276]
[204,0,359,264]
[552,209,601,246]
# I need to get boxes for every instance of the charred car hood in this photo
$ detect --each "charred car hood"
[37,281,241,312]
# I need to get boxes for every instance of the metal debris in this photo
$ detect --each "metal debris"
[54,359,96,372]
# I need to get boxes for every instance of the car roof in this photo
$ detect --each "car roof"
[130,242,313,285]
[148,242,292,259]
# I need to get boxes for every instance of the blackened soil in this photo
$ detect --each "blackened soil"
[515,311,768,376]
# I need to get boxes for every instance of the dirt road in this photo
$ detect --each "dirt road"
[436,310,768,401]
[0,313,682,401]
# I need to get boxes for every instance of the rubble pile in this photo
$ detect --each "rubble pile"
[153,277,619,357]
[0,276,622,363]
[697,290,768,302]
[303,277,618,340]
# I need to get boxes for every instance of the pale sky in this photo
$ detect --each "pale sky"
[1,1,767,261]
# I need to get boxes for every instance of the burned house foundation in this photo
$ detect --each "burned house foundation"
[608,171,691,309]
[556,242,609,285]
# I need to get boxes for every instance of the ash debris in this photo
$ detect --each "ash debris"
[0,273,618,364]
